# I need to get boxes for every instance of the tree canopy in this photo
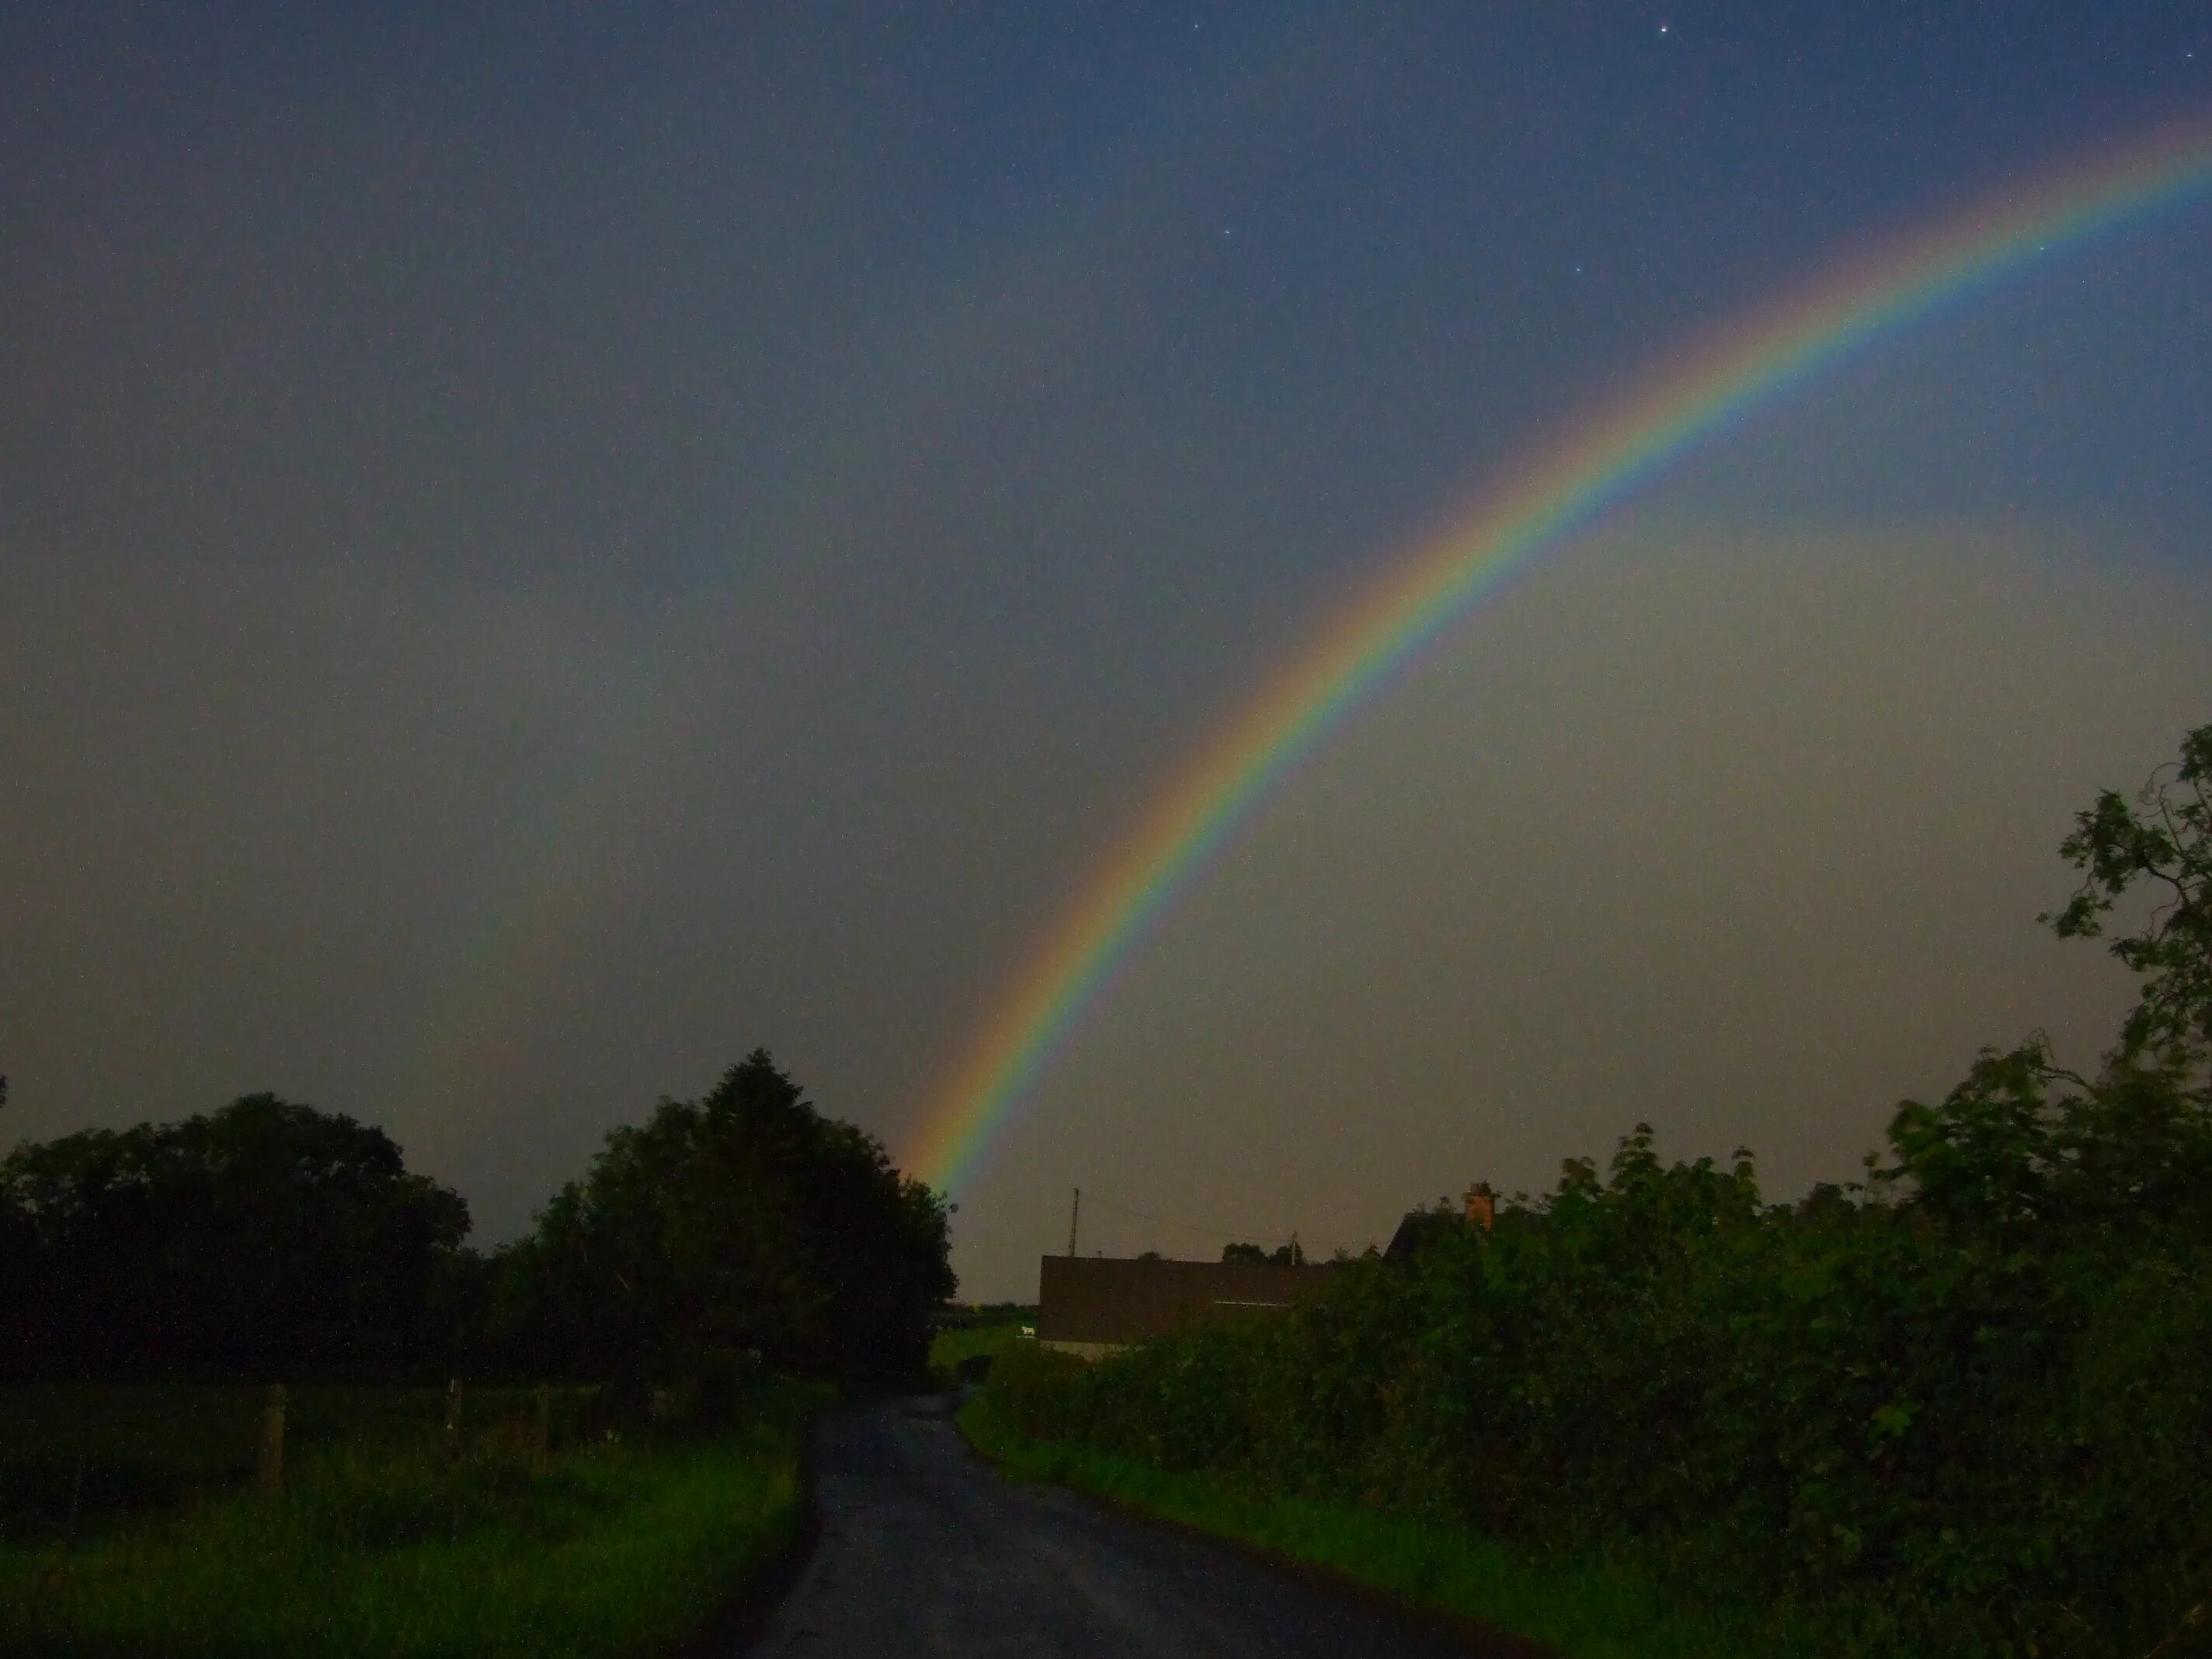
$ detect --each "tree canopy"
[1,1052,951,1389]
[0,1094,471,1378]
[489,1050,952,1387]
[1880,722,2212,1248]
[1221,1240,1305,1265]
[2043,722,2212,1076]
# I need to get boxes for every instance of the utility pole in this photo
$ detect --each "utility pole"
[1067,1187,1081,1257]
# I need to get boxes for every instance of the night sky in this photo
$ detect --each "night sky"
[4,5,2209,1299]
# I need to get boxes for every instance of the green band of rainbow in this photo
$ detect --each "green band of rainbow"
[910,120,2212,1196]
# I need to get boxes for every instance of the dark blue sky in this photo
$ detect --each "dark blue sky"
[3,5,2208,1295]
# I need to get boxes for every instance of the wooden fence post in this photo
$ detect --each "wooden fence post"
[258,1384,287,1495]
[443,1378,463,1463]
[532,1382,551,1476]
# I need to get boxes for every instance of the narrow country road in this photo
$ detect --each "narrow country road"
[743,1394,1545,1658]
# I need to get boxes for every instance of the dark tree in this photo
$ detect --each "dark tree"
[0,1094,471,1379]
[1880,725,2212,1248]
[2044,722,2212,1079]
[492,1050,952,1388]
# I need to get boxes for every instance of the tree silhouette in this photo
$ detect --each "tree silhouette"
[2044,722,2212,1080]
[492,1049,952,1387]
[2,1094,471,1378]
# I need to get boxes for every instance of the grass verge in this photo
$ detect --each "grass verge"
[957,1389,1814,1659]
[0,1382,818,1659]
[926,1318,1031,1383]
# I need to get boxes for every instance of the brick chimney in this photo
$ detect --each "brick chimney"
[1462,1181,1495,1231]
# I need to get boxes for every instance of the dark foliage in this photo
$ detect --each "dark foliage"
[989,725,2212,1657]
[1221,1240,1306,1265]
[1,1054,946,1393]
[0,1095,473,1379]
[2043,722,2212,1073]
[488,1049,953,1388]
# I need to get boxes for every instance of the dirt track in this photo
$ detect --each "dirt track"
[743,1394,1540,1658]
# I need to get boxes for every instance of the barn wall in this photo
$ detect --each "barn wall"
[1036,1256,1337,1348]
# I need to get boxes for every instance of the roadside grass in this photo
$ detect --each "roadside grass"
[958,1390,1814,1659]
[0,1382,817,1659]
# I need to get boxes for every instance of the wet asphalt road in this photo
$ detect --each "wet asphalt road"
[743,1395,1538,1658]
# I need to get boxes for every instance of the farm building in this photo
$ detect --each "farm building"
[1035,1254,1337,1358]
[1037,1184,1494,1357]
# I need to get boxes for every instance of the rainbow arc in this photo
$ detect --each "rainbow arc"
[909,119,2212,1196]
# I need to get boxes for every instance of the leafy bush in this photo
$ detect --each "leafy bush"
[994,1128,2212,1654]
[988,725,2212,1658]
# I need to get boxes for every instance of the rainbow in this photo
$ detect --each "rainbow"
[908,118,2212,1195]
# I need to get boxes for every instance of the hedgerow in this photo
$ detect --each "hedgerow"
[990,725,2212,1657]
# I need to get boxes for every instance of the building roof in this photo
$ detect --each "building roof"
[1384,1208,1464,1260]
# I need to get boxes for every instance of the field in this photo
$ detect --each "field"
[927,1306,1036,1382]
[0,1380,813,1659]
